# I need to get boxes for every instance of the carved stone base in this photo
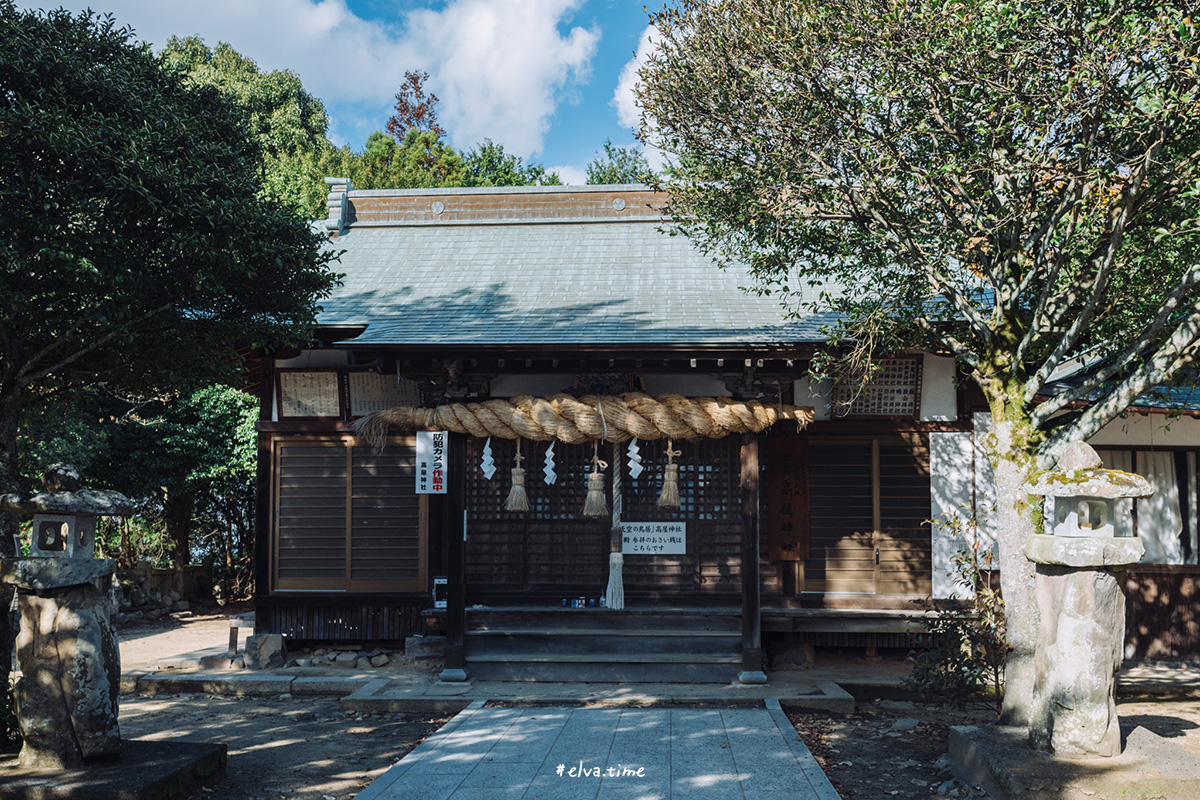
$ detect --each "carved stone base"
[9,565,121,769]
[1030,564,1124,757]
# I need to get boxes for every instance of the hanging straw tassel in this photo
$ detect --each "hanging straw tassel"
[606,440,625,609]
[582,442,609,517]
[657,440,682,508]
[504,444,529,512]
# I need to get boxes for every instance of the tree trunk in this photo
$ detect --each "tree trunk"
[163,492,195,597]
[0,391,23,704]
[984,411,1041,725]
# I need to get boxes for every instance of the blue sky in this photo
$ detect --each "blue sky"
[18,1,661,184]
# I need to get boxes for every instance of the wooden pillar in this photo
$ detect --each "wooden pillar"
[739,432,767,684]
[252,356,275,633]
[439,432,470,682]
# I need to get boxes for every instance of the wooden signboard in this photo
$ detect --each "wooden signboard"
[277,371,342,419]
[766,438,810,561]
[348,372,420,417]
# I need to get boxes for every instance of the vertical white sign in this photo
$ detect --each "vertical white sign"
[416,431,448,494]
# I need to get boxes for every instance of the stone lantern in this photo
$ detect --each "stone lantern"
[1024,442,1151,757]
[0,464,133,769]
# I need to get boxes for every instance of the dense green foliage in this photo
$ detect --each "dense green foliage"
[0,0,338,605]
[20,385,258,591]
[585,139,654,184]
[463,140,562,187]
[162,36,333,218]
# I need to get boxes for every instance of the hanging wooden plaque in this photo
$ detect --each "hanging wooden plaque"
[766,438,810,561]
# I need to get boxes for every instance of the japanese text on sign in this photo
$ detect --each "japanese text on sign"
[416,431,448,494]
[621,522,686,555]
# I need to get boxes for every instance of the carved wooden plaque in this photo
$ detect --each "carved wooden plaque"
[766,437,810,561]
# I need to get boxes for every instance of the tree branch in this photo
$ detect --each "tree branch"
[17,303,176,388]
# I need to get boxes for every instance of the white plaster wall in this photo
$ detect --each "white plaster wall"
[920,354,958,421]
[793,377,832,420]
[930,432,976,599]
[643,374,730,397]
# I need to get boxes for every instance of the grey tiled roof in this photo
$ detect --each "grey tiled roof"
[317,217,833,347]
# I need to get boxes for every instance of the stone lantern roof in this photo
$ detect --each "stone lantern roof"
[1026,441,1152,500]
[0,464,134,517]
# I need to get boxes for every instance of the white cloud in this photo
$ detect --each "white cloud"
[408,0,599,156]
[18,0,599,157]
[613,23,654,131]
[547,164,588,185]
[611,23,668,171]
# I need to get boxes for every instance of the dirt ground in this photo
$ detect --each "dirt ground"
[789,694,1200,800]
[119,694,448,800]
[789,700,995,799]
[113,604,449,800]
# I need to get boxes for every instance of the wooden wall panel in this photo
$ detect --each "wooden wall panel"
[808,442,875,593]
[878,443,933,595]
[273,438,424,592]
[276,444,347,589]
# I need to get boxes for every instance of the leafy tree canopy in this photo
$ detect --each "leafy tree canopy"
[639,0,1200,723]
[387,69,446,141]
[347,129,467,190]
[0,1,340,501]
[462,139,562,187]
[162,35,336,218]
[585,139,655,184]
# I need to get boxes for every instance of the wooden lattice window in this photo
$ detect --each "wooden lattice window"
[624,439,740,522]
[832,357,923,417]
[465,438,604,521]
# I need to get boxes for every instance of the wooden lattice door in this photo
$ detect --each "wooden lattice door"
[462,436,743,601]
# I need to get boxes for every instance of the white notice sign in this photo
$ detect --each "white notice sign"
[416,431,448,494]
[622,522,686,555]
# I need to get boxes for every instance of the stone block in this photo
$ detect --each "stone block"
[333,652,360,668]
[244,634,287,670]
[1025,534,1145,568]
[370,654,390,667]
[13,583,121,769]
[2,558,115,591]
[1031,565,1125,756]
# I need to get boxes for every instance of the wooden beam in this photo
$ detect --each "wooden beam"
[440,432,470,682]
[739,432,767,684]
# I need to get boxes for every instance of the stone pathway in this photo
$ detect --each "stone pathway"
[356,699,840,800]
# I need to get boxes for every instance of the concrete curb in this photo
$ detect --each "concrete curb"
[132,673,328,697]
[765,698,842,800]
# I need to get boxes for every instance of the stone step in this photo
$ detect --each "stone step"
[465,654,740,683]
[466,629,739,658]
[466,608,742,633]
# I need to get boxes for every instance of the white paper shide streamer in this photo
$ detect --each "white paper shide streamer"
[543,442,557,485]
[480,437,497,480]
[626,440,644,479]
